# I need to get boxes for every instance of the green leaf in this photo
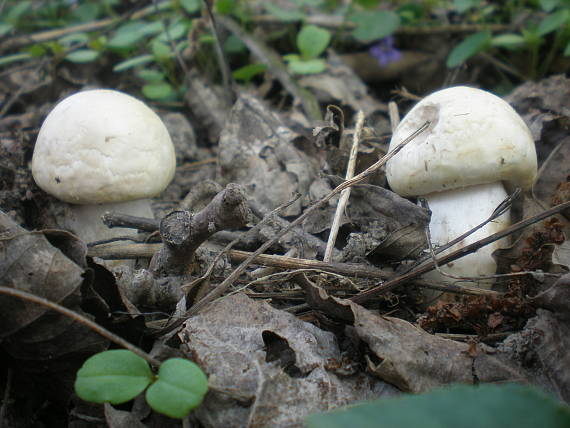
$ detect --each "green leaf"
[146,358,208,419]
[232,63,267,82]
[75,350,153,405]
[72,3,101,23]
[397,4,424,24]
[263,3,305,22]
[59,32,90,47]
[537,10,570,36]
[349,10,400,43]
[137,68,166,83]
[0,23,13,37]
[151,40,173,60]
[113,54,154,71]
[306,384,570,428]
[4,1,32,24]
[491,33,526,49]
[181,0,202,14]
[107,21,163,49]
[446,31,490,67]
[142,82,175,100]
[453,0,482,13]
[297,25,331,59]
[287,58,327,74]
[215,0,236,15]
[155,19,191,43]
[539,0,560,12]
[224,34,246,53]
[65,49,100,63]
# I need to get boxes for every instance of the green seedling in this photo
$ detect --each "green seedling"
[284,24,331,74]
[75,350,208,420]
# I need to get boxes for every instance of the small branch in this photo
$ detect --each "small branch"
[88,243,393,280]
[0,287,161,368]
[324,110,365,262]
[101,213,159,232]
[150,183,251,277]
[351,200,570,304]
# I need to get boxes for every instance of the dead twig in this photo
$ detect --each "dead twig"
[149,183,251,277]
[0,287,161,368]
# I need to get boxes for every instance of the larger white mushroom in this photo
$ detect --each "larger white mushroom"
[32,89,176,245]
[386,86,537,294]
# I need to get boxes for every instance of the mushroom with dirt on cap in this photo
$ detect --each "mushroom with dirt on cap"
[31,89,176,245]
[386,86,537,297]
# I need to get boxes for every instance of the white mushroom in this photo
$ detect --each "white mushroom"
[386,86,537,294]
[32,89,176,245]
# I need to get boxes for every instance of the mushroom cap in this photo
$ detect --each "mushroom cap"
[32,89,176,204]
[386,86,537,197]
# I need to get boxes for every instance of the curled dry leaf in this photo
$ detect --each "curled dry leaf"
[0,210,107,359]
[178,293,398,428]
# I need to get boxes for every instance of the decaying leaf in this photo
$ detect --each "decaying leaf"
[298,276,527,393]
[0,210,107,358]
[178,293,398,428]
[217,94,318,217]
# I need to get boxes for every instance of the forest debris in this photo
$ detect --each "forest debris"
[217,94,318,217]
[178,293,398,428]
[500,309,570,404]
[0,209,85,337]
[150,183,251,277]
[297,275,526,393]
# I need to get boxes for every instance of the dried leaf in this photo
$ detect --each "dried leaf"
[178,293,398,428]
[218,94,318,217]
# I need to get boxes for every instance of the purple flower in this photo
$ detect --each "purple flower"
[369,36,402,67]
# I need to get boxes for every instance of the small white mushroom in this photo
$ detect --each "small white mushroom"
[32,89,176,245]
[386,86,537,293]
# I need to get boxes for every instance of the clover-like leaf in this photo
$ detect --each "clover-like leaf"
[75,350,153,405]
[146,358,208,419]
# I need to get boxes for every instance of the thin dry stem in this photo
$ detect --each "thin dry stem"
[323,110,365,262]
[388,101,400,132]
[0,286,160,367]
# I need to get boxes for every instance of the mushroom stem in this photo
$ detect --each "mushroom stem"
[422,182,511,290]
[63,199,154,245]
